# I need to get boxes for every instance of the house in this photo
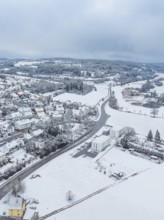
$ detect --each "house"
[19,108,31,112]
[24,133,33,141]
[8,112,22,120]
[52,112,63,121]
[56,104,65,115]
[6,139,24,152]
[18,107,33,118]
[35,141,45,149]
[110,128,120,139]
[34,107,45,118]
[0,151,6,163]
[23,111,33,118]
[15,119,31,130]
[44,105,54,114]
[32,129,43,137]
[91,135,111,152]
[9,197,26,219]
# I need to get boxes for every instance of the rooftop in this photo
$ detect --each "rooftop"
[93,135,110,144]
[9,197,24,210]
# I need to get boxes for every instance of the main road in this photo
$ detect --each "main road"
[0,98,109,200]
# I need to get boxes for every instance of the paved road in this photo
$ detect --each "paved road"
[0,217,14,220]
[0,99,109,201]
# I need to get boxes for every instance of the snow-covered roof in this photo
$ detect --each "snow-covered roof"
[24,133,33,140]
[18,107,31,112]
[6,140,18,150]
[23,111,33,117]
[9,112,22,119]
[35,107,44,112]
[93,135,110,144]
[37,112,46,118]
[32,129,43,137]
[15,119,31,126]
[9,197,24,210]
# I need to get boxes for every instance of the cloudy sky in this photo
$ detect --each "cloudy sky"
[0,0,164,62]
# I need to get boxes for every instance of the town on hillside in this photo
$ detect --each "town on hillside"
[0,59,164,219]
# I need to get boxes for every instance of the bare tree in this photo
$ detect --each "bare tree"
[66,190,74,202]
[31,212,39,220]
[151,108,158,118]
[119,126,136,138]
[11,178,25,196]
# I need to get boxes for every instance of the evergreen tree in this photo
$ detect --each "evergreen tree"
[120,136,129,149]
[147,130,153,141]
[155,130,161,143]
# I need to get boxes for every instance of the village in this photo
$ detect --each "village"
[0,60,164,220]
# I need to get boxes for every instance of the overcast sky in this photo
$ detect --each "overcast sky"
[0,0,164,62]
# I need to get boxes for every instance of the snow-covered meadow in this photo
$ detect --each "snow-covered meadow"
[54,164,164,220]
[0,145,155,219]
[53,83,109,107]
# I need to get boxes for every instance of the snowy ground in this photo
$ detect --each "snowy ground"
[1,78,164,220]
[53,164,164,220]
[14,61,45,67]
[113,76,164,118]
[106,78,164,139]
[0,145,155,219]
[53,83,109,107]
[105,104,164,139]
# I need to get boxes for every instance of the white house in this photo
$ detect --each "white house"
[18,107,31,113]
[35,107,45,118]
[91,135,111,152]
[109,125,123,139]
[8,112,22,120]
[24,133,33,141]
[5,139,24,152]
[56,105,65,115]
[32,129,43,137]
[52,112,63,121]
[15,119,32,130]
[35,141,45,149]
[0,151,6,163]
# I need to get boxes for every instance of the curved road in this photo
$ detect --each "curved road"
[0,99,109,200]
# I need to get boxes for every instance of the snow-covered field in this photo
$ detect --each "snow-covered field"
[0,146,155,219]
[53,83,109,106]
[105,104,164,139]
[113,81,164,117]
[105,77,164,139]
[14,61,45,67]
[54,164,164,220]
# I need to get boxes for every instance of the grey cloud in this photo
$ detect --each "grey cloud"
[0,0,164,62]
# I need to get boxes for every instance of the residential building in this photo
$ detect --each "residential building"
[91,135,111,152]
[8,197,26,219]
[56,104,65,115]
[35,107,45,118]
[32,129,43,137]
[15,119,31,130]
